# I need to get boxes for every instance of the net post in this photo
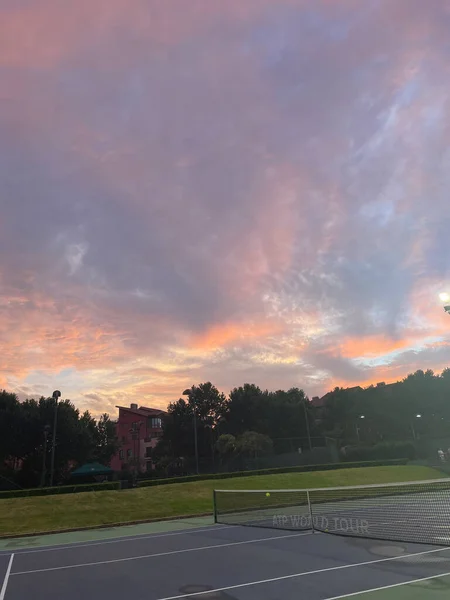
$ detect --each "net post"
[307,489,314,534]
[213,490,218,523]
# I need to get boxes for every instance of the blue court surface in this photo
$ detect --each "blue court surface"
[1,524,450,600]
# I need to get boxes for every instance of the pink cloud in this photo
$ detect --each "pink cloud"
[2,0,450,414]
[0,0,312,69]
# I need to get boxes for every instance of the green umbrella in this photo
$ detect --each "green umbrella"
[71,462,113,477]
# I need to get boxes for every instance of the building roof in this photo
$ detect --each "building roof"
[116,405,166,418]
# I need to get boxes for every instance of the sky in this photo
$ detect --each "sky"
[2,0,450,418]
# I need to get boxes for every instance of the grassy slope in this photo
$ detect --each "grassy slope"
[1,465,444,536]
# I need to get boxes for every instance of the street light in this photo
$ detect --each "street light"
[411,414,422,440]
[183,389,199,475]
[49,390,61,487]
[356,415,365,443]
[40,424,51,487]
[301,401,313,452]
[439,293,450,314]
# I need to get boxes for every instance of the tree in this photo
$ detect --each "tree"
[266,388,312,446]
[154,383,227,472]
[183,382,228,427]
[0,391,22,467]
[236,431,273,458]
[18,397,96,485]
[221,384,269,436]
[159,398,197,460]
[95,414,119,465]
[215,434,237,461]
[321,388,355,439]
[0,391,120,487]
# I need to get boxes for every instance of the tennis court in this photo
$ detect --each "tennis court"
[2,478,450,600]
[2,520,450,599]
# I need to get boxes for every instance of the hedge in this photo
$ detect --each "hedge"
[137,459,409,488]
[341,441,416,463]
[0,481,121,500]
[0,459,409,498]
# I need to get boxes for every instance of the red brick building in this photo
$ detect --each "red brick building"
[110,403,166,473]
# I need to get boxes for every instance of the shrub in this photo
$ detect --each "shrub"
[341,442,416,462]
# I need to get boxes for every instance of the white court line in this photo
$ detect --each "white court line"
[149,546,450,600]
[323,569,450,599]
[0,555,14,600]
[11,531,312,576]
[5,524,238,556]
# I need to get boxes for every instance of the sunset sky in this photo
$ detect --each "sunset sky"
[2,0,450,418]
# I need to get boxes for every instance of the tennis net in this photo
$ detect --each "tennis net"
[213,478,450,546]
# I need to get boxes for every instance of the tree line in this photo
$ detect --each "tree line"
[0,391,118,489]
[320,369,450,444]
[2,367,450,486]
[152,383,313,473]
[152,369,450,473]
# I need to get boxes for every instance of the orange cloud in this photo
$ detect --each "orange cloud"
[331,352,450,392]
[81,376,193,413]
[329,335,450,392]
[0,287,132,380]
[337,335,415,359]
[192,319,285,351]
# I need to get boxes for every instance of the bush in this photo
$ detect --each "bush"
[341,442,416,462]
[137,458,408,488]
[0,481,120,499]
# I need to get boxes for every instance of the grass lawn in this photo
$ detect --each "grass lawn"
[0,464,444,537]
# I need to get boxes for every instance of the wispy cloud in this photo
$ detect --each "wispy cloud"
[1,0,450,415]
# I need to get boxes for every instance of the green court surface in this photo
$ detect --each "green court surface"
[0,515,214,551]
[341,573,450,599]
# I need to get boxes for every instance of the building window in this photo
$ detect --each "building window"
[150,417,162,429]
[145,447,152,458]
[122,436,127,443]
[127,449,133,458]
[119,450,124,460]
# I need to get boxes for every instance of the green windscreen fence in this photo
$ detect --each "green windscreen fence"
[213,478,450,546]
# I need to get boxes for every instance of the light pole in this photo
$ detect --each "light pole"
[49,390,61,487]
[183,389,199,475]
[356,415,365,443]
[411,414,422,440]
[40,424,51,487]
[302,401,312,451]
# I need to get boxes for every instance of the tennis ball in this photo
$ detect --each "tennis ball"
[266,492,271,497]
